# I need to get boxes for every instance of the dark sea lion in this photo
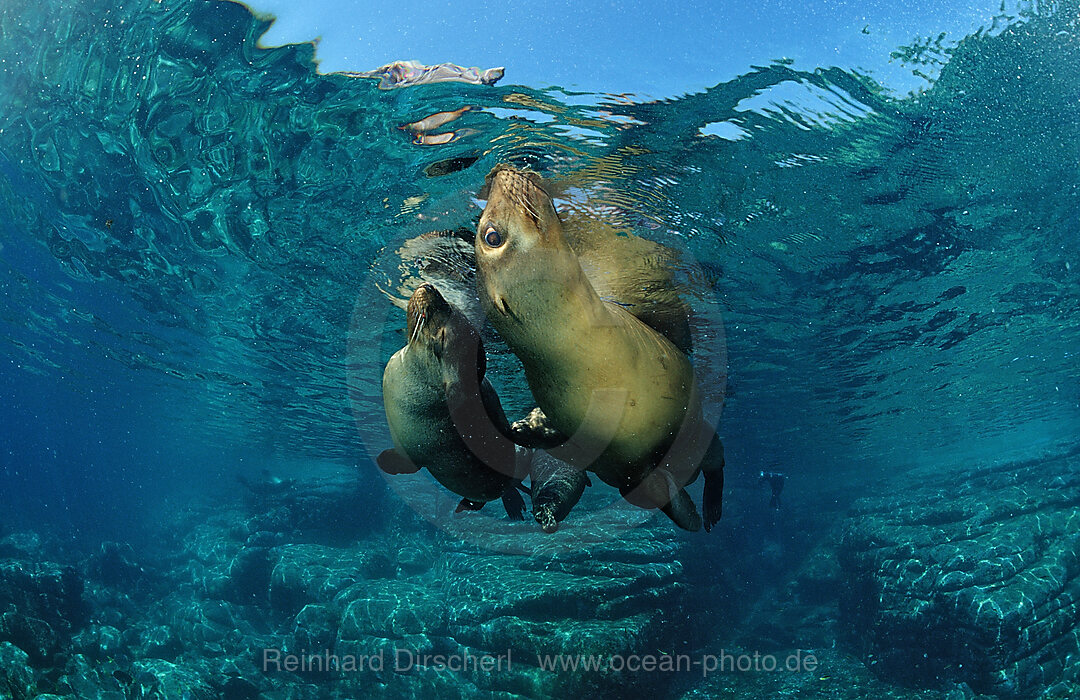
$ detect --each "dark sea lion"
[474,164,724,531]
[530,451,591,533]
[511,407,590,532]
[380,283,527,518]
[236,469,295,497]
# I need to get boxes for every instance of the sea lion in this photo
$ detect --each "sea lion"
[379,283,527,518]
[236,469,295,497]
[352,61,504,89]
[474,164,724,531]
[530,451,591,533]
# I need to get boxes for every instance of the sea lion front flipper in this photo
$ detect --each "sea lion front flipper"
[376,449,421,475]
[534,503,560,533]
[701,434,725,532]
[509,407,567,450]
[455,498,485,513]
[501,485,527,520]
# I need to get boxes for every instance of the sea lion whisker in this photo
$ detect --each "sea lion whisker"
[513,189,543,225]
[410,314,426,346]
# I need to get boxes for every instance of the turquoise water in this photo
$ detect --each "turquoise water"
[0,0,1078,697]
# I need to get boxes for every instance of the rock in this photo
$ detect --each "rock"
[286,604,338,657]
[136,624,180,660]
[244,474,387,544]
[228,546,273,604]
[394,544,433,576]
[268,544,392,616]
[0,561,87,645]
[0,612,59,666]
[838,448,1080,697]
[0,642,35,699]
[0,533,43,560]
[336,580,449,641]
[325,499,691,697]
[55,653,110,697]
[221,675,261,700]
[71,624,123,661]
[129,659,215,699]
[84,542,147,589]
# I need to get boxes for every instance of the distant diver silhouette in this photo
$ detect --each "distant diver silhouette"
[759,471,786,510]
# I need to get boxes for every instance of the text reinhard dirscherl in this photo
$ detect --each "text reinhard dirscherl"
[261,648,819,678]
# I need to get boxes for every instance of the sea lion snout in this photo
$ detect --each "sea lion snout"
[480,163,546,198]
[405,283,453,344]
[478,165,560,240]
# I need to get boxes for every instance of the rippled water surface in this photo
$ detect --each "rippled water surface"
[1,0,1077,556]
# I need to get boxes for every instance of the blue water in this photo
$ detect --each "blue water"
[0,0,1078,697]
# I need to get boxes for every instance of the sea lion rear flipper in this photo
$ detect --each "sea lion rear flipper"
[455,498,485,513]
[623,469,702,532]
[662,487,703,533]
[501,485,527,520]
[376,449,421,475]
[701,435,725,532]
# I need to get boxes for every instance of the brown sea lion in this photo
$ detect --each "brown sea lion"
[380,283,527,518]
[474,165,724,531]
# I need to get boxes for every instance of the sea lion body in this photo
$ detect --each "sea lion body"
[380,283,527,517]
[474,165,724,531]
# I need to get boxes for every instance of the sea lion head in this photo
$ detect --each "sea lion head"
[477,164,563,251]
[475,165,575,323]
[404,282,485,383]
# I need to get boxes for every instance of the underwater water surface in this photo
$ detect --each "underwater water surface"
[0,0,1078,697]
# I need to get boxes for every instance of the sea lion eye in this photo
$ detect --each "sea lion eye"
[483,225,503,248]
